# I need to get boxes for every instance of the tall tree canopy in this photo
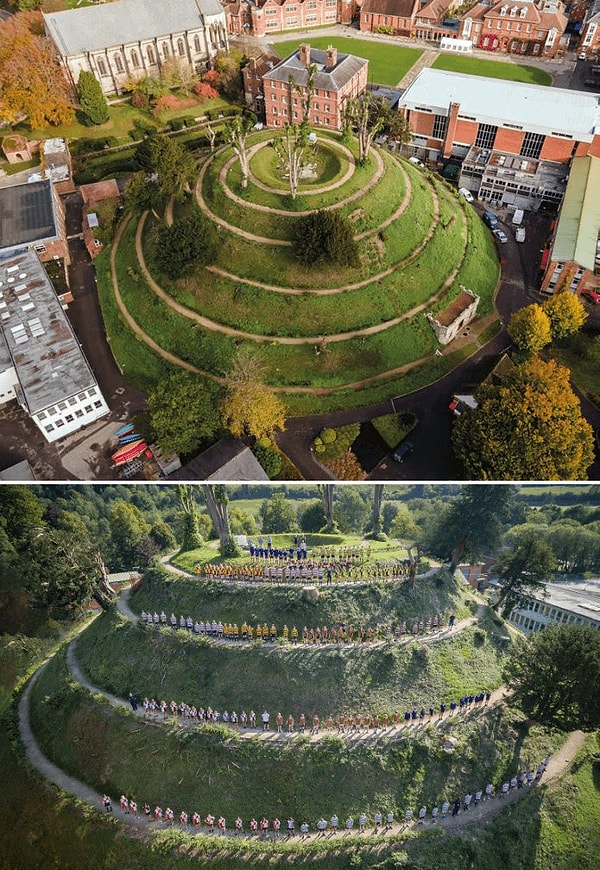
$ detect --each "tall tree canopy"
[148,371,221,455]
[259,491,299,534]
[503,624,600,730]
[423,485,514,571]
[108,501,150,569]
[221,350,286,441]
[542,290,587,341]
[452,357,594,480]
[76,70,109,125]
[134,133,196,202]
[0,12,74,128]
[155,207,218,279]
[508,303,552,355]
[492,530,556,616]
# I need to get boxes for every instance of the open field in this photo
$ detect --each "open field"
[432,55,552,86]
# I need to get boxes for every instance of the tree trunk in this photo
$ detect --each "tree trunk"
[202,484,233,553]
[319,484,335,532]
[371,484,383,535]
[92,550,116,610]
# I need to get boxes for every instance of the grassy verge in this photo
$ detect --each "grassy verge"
[551,332,600,405]
[432,56,552,86]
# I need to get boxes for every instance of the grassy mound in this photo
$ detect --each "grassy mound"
[29,645,561,828]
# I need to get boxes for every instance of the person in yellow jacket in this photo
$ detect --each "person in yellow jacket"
[270,624,277,642]
[255,624,262,640]
[282,625,289,641]
[291,625,298,644]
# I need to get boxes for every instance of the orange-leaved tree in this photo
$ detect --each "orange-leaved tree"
[0,12,74,128]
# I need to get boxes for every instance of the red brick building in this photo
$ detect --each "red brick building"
[461,0,568,58]
[399,68,600,210]
[223,0,356,36]
[359,0,568,57]
[262,44,369,130]
[577,0,600,59]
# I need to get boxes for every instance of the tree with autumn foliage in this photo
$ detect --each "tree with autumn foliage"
[452,356,595,480]
[508,303,552,354]
[541,290,588,341]
[221,349,286,441]
[0,12,74,128]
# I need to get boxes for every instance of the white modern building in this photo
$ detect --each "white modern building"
[44,0,228,97]
[0,250,109,443]
[508,579,600,633]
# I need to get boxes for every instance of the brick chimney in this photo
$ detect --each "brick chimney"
[299,44,311,67]
[325,45,338,69]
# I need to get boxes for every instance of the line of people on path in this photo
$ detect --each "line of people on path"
[133,684,492,738]
[198,558,414,585]
[140,610,456,644]
[100,753,551,839]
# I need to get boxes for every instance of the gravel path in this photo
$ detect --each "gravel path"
[17,583,587,847]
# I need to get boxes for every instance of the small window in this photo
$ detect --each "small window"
[38,411,47,421]
[68,397,77,406]
[85,405,93,413]
[45,424,55,433]
[75,409,84,418]
[177,38,185,56]
[56,420,65,428]
[94,401,102,409]
[58,401,67,411]
[131,50,139,67]
[114,53,124,73]
[147,46,156,65]
[65,414,74,423]
[97,58,107,77]
[194,35,201,53]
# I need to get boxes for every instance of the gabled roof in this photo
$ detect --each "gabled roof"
[265,47,368,92]
[551,156,600,271]
[361,0,418,17]
[44,0,224,57]
[169,436,269,480]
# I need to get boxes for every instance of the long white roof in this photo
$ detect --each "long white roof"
[44,0,224,57]
[400,68,600,142]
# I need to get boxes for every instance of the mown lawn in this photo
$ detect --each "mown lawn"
[275,38,423,86]
[432,55,552,86]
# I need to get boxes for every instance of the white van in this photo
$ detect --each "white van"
[512,209,524,226]
[515,227,526,243]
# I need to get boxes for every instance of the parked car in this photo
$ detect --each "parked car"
[482,211,499,229]
[580,290,600,305]
[579,51,587,60]
[493,228,508,243]
[392,440,414,463]
[584,79,600,88]
[408,156,425,167]
[458,187,474,203]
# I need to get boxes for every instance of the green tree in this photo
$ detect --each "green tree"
[299,499,327,533]
[0,486,44,550]
[389,506,419,540]
[148,372,221,455]
[259,491,299,534]
[493,530,555,616]
[26,528,115,612]
[109,502,150,568]
[155,207,218,279]
[503,624,600,729]
[452,357,595,480]
[542,290,588,341]
[221,350,286,441]
[177,485,203,552]
[423,485,513,571]
[76,70,109,125]
[334,488,368,534]
[124,171,161,215]
[369,484,384,535]
[134,133,196,202]
[508,303,551,354]
[148,521,177,553]
[293,209,358,268]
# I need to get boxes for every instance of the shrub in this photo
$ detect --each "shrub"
[293,210,359,268]
[252,439,283,478]
[194,81,219,101]
[131,91,150,110]
[155,206,219,279]
[321,428,337,444]
[77,71,110,125]
[313,423,360,462]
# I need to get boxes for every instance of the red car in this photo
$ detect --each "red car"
[580,290,600,305]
